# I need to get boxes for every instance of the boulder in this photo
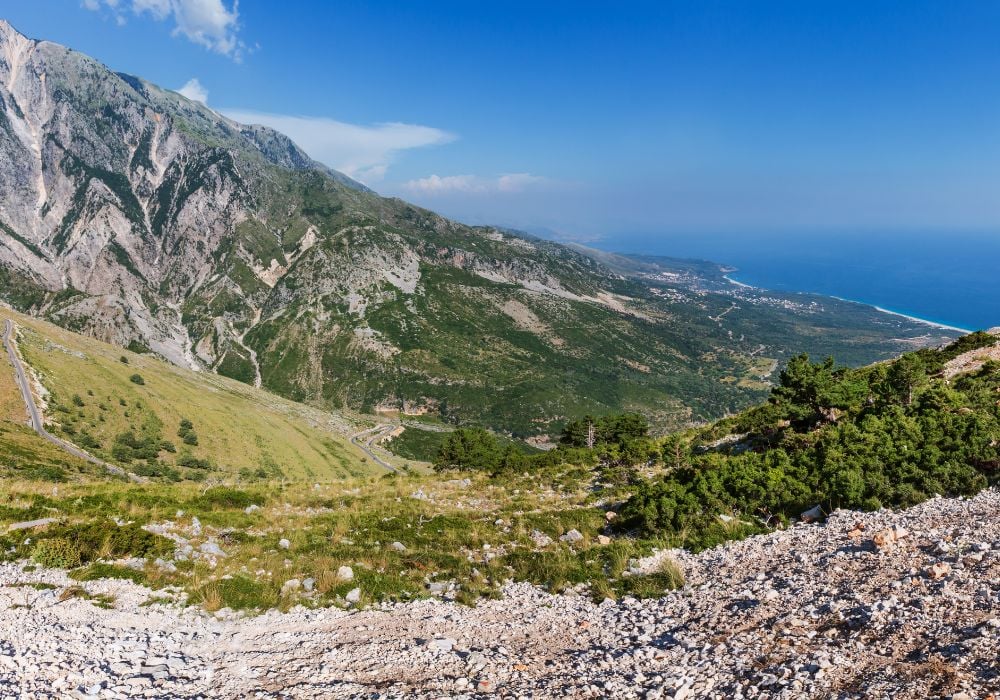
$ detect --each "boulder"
[426,637,457,652]
[6,518,58,532]
[560,529,584,544]
[199,541,226,558]
[800,505,824,523]
[530,530,553,547]
[872,526,908,550]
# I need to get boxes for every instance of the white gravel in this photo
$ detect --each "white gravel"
[2,490,999,698]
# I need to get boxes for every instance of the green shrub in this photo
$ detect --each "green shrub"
[21,465,67,482]
[30,522,173,565]
[619,349,999,549]
[71,562,148,585]
[31,538,82,568]
[177,419,199,446]
[77,432,101,450]
[177,453,211,469]
[132,462,182,481]
[432,427,530,472]
[191,487,257,509]
[196,575,278,611]
[129,374,145,385]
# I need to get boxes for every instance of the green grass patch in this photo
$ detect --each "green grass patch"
[70,562,149,586]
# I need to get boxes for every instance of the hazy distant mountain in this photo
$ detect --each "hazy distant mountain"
[0,19,956,435]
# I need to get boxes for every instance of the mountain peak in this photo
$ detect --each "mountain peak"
[0,18,27,43]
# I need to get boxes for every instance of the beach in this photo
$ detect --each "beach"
[724,275,973,334]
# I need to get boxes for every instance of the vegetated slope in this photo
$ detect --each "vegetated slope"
[0,19,958,436]
[0,308,376,482]
[408,330,1000,556]
[0,323,101,481]
[617,330,1000,548]
[0,330,27,423]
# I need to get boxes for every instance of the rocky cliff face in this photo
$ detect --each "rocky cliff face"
[0,19,956,434]
[0,18,325,366]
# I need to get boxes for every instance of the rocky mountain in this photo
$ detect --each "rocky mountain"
[0,19,958,435]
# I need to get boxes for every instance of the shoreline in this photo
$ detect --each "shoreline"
[723,275,972,335]
[869,306,972,335]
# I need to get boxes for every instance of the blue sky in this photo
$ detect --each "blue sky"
[4,1,1000,242]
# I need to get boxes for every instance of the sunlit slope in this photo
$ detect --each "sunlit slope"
[0,328,101,481]
[0,309,378,481]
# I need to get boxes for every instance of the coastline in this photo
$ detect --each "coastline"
[722,274,752,289]
[723,275,972,335]
[869,306,972,335]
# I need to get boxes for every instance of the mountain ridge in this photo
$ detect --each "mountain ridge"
[0,18,960,435]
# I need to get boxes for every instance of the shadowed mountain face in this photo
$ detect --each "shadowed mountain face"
[0,19,957,435]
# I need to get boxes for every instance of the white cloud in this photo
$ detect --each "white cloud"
[176,77,208,104]
[404,173,548,195]
[404,174,485,194]
[132,0,171,20]
[83,0,246,60]
[221,110,456,183]
[497,173,547,192]
[167,0,242,57]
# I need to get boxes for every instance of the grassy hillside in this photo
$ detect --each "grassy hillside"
[0,310,379,482]
[0,341,27,423]
[0,422,103,482]
[0,328,102,482]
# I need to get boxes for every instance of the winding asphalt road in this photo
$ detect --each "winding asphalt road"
[350,423,399,472]
[2,318,135,480]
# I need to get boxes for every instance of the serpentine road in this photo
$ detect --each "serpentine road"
[2,319,135,481]
[349,423,399,471]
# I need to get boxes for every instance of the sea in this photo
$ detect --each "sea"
[598,230,1000,333]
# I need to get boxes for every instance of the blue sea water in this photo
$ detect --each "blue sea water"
[600,231,1000,332]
